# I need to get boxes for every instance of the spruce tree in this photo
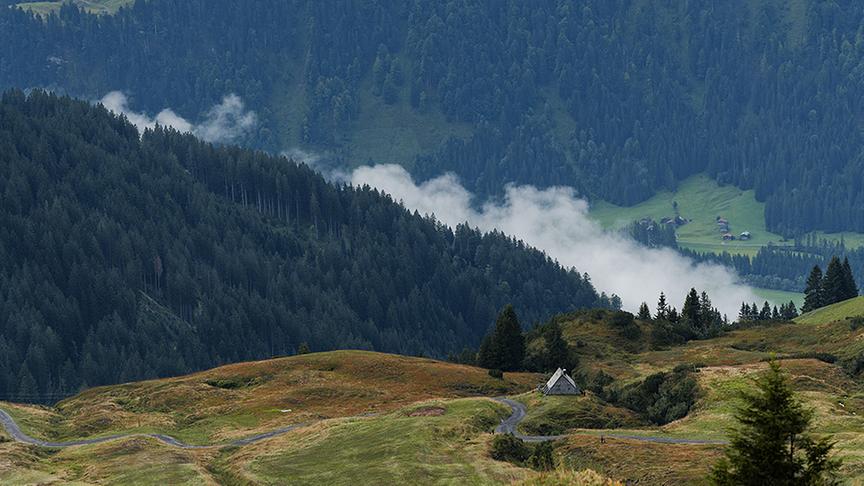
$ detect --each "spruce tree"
[802,265,824,313]
[739,303,751,323]
[786,301,799,319]
[759,301,772,321]
[823,256,846,306]
[682,288,702,326]
[479,305,525,372]
[637,302,652,320]
[543,320,570,371]
[656,292,669,321]
[841,257,859,300]
[477,334,499,370]
[711,361,839,485]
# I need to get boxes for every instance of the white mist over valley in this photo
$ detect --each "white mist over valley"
[349,164,758,317]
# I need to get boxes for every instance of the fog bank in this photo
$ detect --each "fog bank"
[100,91,256,143]
[350,164,758,317]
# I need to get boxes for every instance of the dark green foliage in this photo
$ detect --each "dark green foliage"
[654,289,724,343]
[803,265,825,313]
[5,1,864,235]
[490,433,555,471]
[682,240,862,296]
[823,257,847,307]
[630,219,677,249]
[297,343,311,355]
[489,434,531,464]
[528,442,555,471]
[0,91,603,399]
[711,361,840,485]
[478,305,525,372]
[848,316,864,331]
[842,258,859,301]
[637,302,652,320]
[488,369,503,379]
[610,311,641,341]
[617,369,699,425]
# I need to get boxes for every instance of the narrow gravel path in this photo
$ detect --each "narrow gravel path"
[492,397,727,445]
[0,409,303,449]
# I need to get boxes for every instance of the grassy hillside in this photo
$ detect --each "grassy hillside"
[15,0,132,15]
[5,306,864,484]
[795,296,864,325]
[5,351,539,445]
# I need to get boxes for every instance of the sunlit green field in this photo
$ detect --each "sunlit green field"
[752,287,804,308]
[590,174,864,259]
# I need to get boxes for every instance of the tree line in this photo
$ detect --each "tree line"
[2,1,864,235]
[0,90,606,401]
[802,256,860,313]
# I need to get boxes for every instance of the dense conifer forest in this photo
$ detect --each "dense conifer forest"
[0,91,604,400]
[2,0,864,235]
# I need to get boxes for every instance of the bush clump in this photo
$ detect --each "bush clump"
[490,433,531,463]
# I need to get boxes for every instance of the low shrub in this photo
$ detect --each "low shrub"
[490,434,531,463]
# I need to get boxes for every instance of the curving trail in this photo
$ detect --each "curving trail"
[492,397,728,445]
[0,409,303,449]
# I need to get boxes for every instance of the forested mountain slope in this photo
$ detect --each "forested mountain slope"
[2,0,864,234]
[0,90,603,399]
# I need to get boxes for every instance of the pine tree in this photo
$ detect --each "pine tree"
[823,256,846,306]
[477,334,498,370]
[802,265,824,313]
[637,302,652,320]
[759,301,772,321]
[682,288,702,327]
[478,305,525,372]
[739,302,751,323]
[786,301,799,319]
[711,361,839,485]
[543,320,570,371]
[495,305,525,371]
[841,257,859,300]
[656,292,669,320]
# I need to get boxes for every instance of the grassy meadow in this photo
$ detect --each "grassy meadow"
[3,299,864,484]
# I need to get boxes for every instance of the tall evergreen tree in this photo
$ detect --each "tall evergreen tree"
[478,305,525,372]
[802,266,825,313]
[637,302,652,320]
[823,257,846,306]
[841,257,859,301]
[656,292,669,321]
[759,301,772,321]
[682,288,702,327]
[542,320,570,372]
[711,361,839,485]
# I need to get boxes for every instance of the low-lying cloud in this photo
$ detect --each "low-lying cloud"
[100,91,256,143]
[350,164,758,317]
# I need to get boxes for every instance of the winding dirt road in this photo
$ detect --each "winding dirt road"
[0,409,303,449]
[492,397,728,445]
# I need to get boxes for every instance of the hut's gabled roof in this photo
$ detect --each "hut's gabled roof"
[545,367,577,390]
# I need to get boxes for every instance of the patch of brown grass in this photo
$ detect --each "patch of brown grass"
[557,435,723,485]
[38,351,539,443]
